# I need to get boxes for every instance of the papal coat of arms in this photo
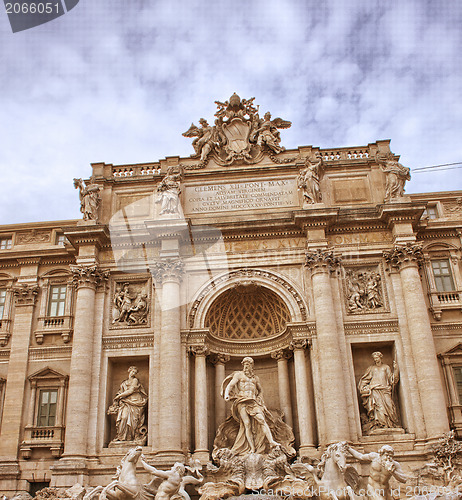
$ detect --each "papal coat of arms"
[182,93,291,166]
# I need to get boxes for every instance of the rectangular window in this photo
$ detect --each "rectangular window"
[423,206,438,219]
[432,259,455,292]
[0,289,6,320]
[56,234,67,246]
[48,285,67,317]
[37,389,58,427]
[0,238,12,250]
[454,367,462,404]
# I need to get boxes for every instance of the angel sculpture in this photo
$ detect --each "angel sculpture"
[251,111,291,154]
[182,118,218,162]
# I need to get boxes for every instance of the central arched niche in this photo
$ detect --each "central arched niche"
[205,283,291,340]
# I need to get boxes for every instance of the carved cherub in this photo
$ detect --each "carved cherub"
[250,111,291,154]
[182,118,218,161]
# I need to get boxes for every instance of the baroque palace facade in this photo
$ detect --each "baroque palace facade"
[0,95,461,496]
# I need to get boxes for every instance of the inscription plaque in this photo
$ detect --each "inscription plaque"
[185,178,297,214]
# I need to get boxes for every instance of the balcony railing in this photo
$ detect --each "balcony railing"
[0,318,12,346]
[20,425,65,458]
[35,315,73,344]
[429,290,462,320]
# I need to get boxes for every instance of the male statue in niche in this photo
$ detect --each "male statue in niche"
[359,351,400,433]
[215,356,295,457]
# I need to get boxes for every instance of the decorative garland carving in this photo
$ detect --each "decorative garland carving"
[383,243,424,270]
[12,284,39,306]
[305,249,341,273]
[70,264,110,290]
[188,269,307,328]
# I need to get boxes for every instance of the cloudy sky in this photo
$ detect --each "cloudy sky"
[1,0,461,225]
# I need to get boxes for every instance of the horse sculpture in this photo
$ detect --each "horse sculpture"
[84,446,142,500]
[295,442,360,500]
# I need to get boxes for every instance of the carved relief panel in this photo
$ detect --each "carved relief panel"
[110,276,151,329]
[343,264,388,314]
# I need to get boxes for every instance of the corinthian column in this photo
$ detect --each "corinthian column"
[190,345,209,462]
[62,265,109,460]
[153,258,184,460]
[0,284,38,461]
[305,249,349,443]
[384,244,449,438]
[271,350,293,428]
[290,340,315,453]
[210,354,229,431]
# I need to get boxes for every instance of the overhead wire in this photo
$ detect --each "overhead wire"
[411,161,462,173]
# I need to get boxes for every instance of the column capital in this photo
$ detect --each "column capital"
[271,349,292,361]
[70,264,110,290]
[383,243,424,271]
[12,284,39,307]
[209,353,230,365]
[290,339,311,351]
[305,248,341,274]
[189,345,209,357]
[152,258,184,284]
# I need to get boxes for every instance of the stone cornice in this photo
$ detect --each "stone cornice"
[70,264,110,290]
[383,243,424,271]
[343,319,399,336]
[184,322,314,358]
[63,224,110,252]
[102,334,154,350]
[378,203,425,229]
[305,248,341,273]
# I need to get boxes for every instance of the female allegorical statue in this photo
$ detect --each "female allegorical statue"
[108,366,148,445]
